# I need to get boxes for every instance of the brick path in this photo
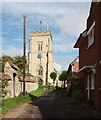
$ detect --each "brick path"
[2,89,101,119]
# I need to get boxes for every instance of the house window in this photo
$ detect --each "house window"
[87,22,95,48]
[86,71,94,100]
[100,69,101,88]
[88,28,94,47]
[38,66,43,76]
[87,72,94,89]
[38,42,43,51]
[86,73,90,100]
[87,73,90,89]
[91,72,94,89]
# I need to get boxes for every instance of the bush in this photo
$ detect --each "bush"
[1,78,8,98]
[72,89,84,103]
[87,98,94,106]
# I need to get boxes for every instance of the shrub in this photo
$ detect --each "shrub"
[87,98,94,106]
[1,78,8,98]
[72,89,84,103]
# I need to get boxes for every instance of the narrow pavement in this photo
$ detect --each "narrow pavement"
[2,89,101,119]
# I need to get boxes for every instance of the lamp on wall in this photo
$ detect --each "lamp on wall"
[91,68,96,74]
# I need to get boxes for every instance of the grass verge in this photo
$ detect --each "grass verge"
[2,86,55,114]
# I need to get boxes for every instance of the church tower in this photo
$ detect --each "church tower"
[28,31,54,85]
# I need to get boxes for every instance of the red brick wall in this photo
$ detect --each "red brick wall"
[80,3,100,69]
[79,2,101,112]
[73,62,79,72]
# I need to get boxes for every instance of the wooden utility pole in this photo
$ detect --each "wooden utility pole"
[46,39,50,86]
[23,16,26,96]
[46,52,48,85]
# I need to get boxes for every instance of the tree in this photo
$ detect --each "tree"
[71,75,79,87]
[13,56,23,71]
[59,70,67,88]
[0,55,24,72]
[0,55,13,72]
[50,72,57,85]
[13,56,29,73]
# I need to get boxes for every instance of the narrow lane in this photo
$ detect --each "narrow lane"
[3,89,101,119]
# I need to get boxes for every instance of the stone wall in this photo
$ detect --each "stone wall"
[25,82,38,92]
[6,79,38,98]
[3,61,38,99]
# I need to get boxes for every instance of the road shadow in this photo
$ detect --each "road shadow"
[29,88,101,120]
[29,93,38,102]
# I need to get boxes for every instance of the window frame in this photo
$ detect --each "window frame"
[38,66,43,76]
[87,21,95,48]
[37,42,43,51]
[99,69,101,89]
[86,71,94,90]
[91,72,94,89]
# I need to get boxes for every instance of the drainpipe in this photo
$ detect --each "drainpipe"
[89,71,92,105]
[13,76,15,97]
[13,73,16,97]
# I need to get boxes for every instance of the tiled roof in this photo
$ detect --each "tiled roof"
[5,61,19,70]
[0,73,11,80]
[19,76,37,83]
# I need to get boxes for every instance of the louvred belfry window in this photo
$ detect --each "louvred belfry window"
[38,42,43,51]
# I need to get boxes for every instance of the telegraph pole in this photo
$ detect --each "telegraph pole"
[46,51,48,85]
[23,16,26,96]
[46,39,49,86]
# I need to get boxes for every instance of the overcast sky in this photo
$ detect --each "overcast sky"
[1,0,91,73]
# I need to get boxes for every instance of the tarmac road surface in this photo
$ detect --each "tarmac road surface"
[2,89,101,119]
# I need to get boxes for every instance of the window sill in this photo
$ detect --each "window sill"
[86,88,94,90]
[87,42,94,49]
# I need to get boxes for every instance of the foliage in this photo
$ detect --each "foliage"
[71,75,79,85]
[13,56,23,71]
[2,93,30,114]
[38,78,44,86]
[0,57,2,72]
[72,89,84,103]
[88,98,94,106]
[1,78,8,97]
[0,55,24,72]
[0,55,13,72]
[49,86,56,91]
[2,87,46,114]
[67,75,80,97]
[50,72,57,82]
[67,75,85,103]
[59,70,67,88]
[59,70,67,82]
[25,73,33,76]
